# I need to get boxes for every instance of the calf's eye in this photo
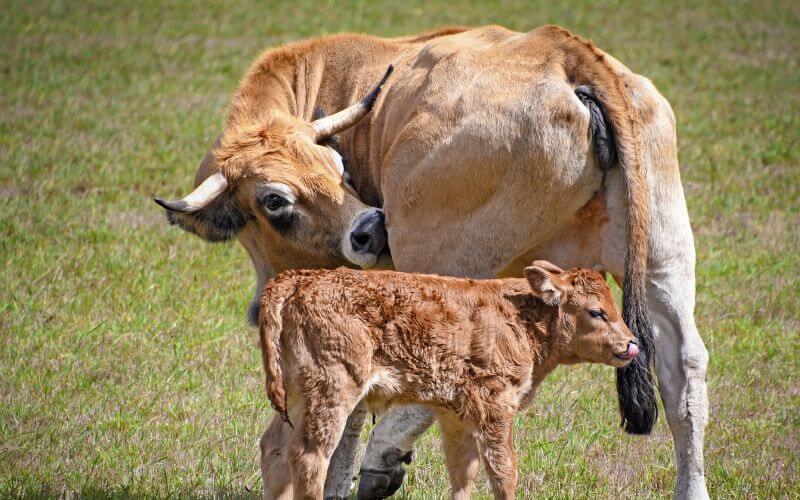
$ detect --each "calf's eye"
[589,309,605,319]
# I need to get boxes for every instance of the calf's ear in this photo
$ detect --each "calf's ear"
[524,264,566,306]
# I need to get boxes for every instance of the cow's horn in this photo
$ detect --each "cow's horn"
[312,65,394,142]
[154,172,228,213]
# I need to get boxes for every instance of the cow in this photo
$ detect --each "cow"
[155,25,709,499]
[257,262,640,499]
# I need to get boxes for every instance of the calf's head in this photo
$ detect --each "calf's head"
[524,260,638,368]
[156,68,394,277]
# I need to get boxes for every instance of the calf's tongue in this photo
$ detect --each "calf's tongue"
[626,342,640,358]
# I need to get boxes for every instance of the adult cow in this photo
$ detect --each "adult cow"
[156,25,708,499]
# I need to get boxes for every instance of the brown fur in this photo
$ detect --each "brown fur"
[203,31,660,428]
[161,24,702,498]
[180,24,668,283]
[258,262,636,499]
[575,190,610,246]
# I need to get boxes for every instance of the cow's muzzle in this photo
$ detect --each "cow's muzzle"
[344,208,388,268]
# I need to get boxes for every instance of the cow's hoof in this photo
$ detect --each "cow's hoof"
[356,448,413,499]
[356,469,404,499]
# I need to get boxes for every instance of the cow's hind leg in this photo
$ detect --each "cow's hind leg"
[646,261,709,499]
[599,163,709,497]
[523,184,710,497]
[598,213,709,497]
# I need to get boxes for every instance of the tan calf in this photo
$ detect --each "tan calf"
[258,261,637,499]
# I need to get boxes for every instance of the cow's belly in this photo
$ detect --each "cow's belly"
[382,73,600,278]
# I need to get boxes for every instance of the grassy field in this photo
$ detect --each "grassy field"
[1,0,798,497]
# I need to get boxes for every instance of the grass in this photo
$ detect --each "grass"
[1,0,798,497]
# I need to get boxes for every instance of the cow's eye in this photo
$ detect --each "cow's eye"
[264,193,288,212]
[589,309,605,319]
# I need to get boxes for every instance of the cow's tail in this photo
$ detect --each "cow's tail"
[259,286,291,427]
[556,26,658,434]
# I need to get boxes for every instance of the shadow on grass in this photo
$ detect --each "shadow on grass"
[11,485,263,499]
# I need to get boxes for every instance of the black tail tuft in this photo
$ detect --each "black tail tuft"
[617,285,658,434]
[568,38,658,436]
[577,84,657,435]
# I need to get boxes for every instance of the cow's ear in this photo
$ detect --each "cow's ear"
[160,134,252,242]
[165,194,252,242]
[524,264,566,306]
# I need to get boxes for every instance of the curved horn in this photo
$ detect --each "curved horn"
[154,172,229,213]
[530,260,565,274]
[312,65,394,142]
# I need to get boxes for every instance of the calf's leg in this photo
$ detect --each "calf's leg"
[289,395,360,500]
[261,416,293,500]
[439,414,480,500]
[478,415,517,500]
[262,404,367,500]
[357,404,435,499]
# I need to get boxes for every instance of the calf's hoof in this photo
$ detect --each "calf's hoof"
[356,448,413,499]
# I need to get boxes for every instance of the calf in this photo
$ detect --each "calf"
[258,261,638,499]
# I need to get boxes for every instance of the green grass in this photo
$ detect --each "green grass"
[1,0,798,497]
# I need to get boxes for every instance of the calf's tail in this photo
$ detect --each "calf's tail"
[259,290,291,427]
[553,25,658,434]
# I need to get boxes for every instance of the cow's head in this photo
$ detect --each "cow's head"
[525,260,638,368]
[156,67,394,322]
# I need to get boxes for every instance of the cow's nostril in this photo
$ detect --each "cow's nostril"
[352,232,371,249]
[349,209,388,257]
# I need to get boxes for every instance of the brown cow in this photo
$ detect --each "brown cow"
[157,25,709,499]
[258,262,638,499]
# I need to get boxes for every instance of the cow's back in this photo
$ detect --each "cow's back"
[371,26,674,279]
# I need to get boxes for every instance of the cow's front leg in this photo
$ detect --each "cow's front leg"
[647,266,709,499]
[356,404,435,499]
[324,401,368,499]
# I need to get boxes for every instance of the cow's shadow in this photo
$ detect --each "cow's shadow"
[11,485,264,499]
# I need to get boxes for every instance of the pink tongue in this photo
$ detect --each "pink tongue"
[627,343,640,358]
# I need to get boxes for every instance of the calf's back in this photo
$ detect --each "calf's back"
[261,268,552,425]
